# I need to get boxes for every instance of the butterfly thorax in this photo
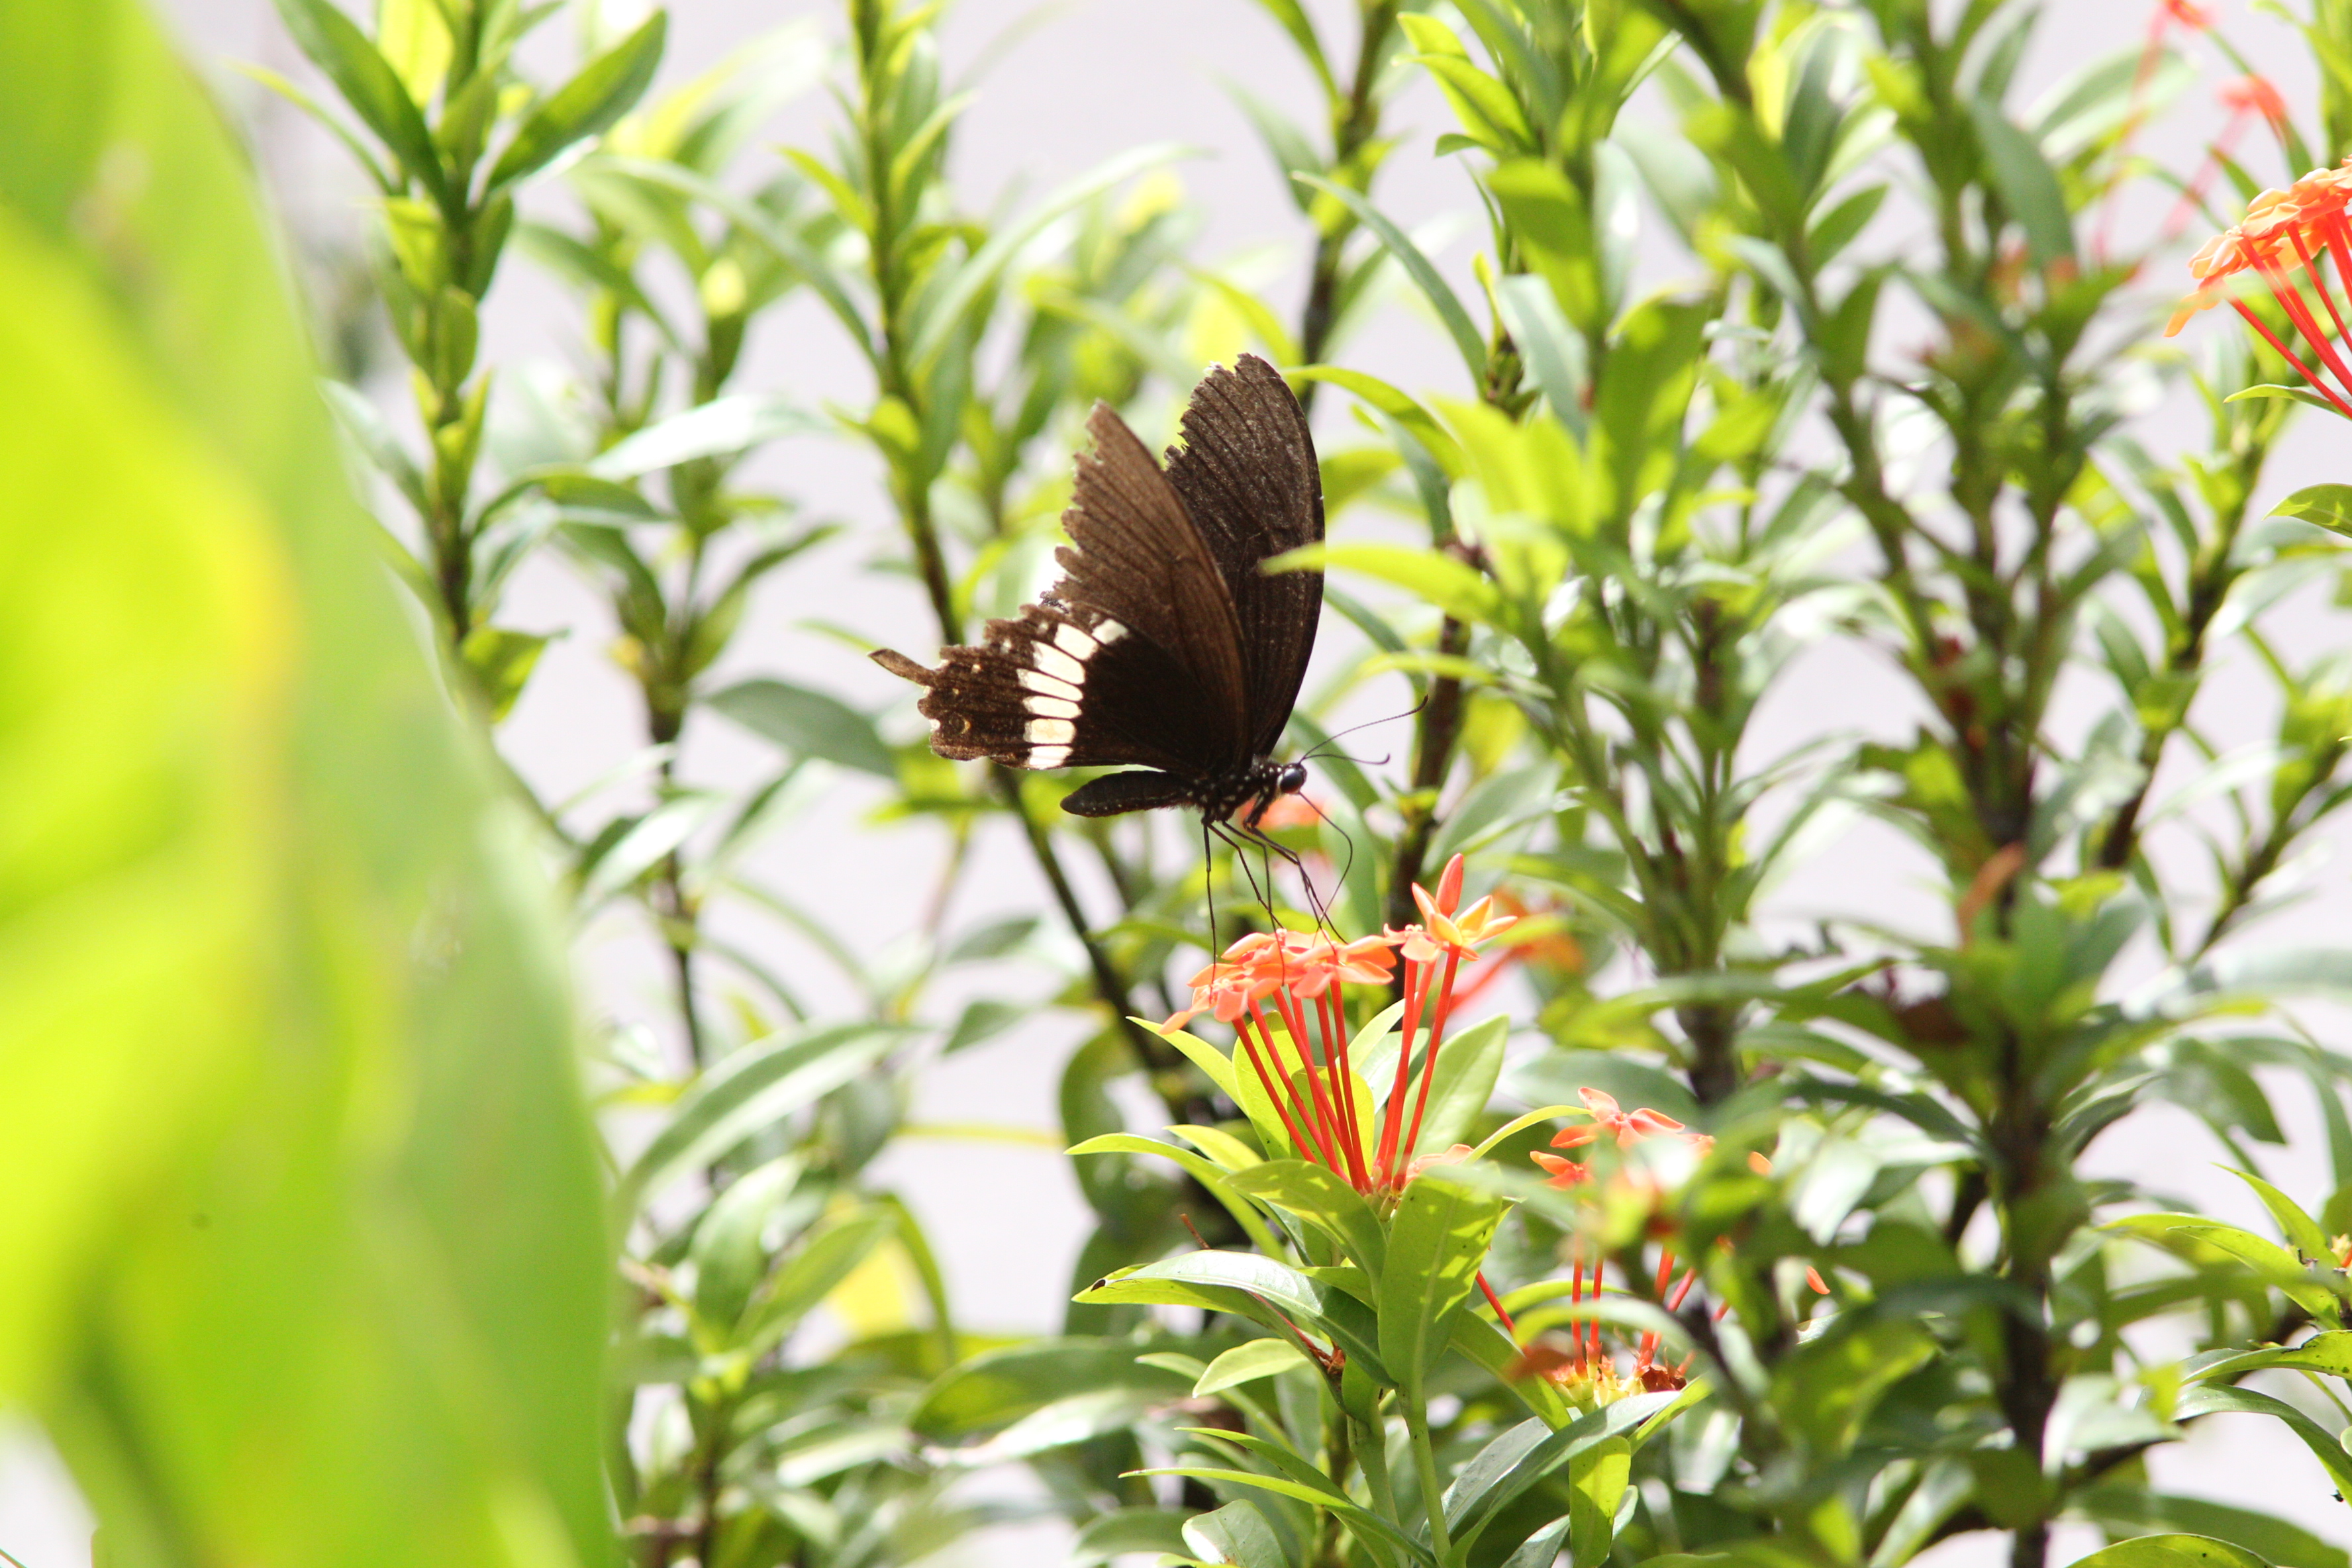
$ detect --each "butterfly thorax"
[1212,758,1308,827]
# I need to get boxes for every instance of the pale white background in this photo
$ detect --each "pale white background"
[9,0,2352,1562]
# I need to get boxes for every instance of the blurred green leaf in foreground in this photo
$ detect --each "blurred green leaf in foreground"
[0,4,612,1567]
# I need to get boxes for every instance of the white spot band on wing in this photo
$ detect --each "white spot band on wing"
[1030,643,1087,685]
[1030,745,1071,768]
[1026,718,1077,744]
[1023,695,1080,720]
[1018,667,1081,699]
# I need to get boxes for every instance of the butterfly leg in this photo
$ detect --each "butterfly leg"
[1207,817,1281,941]
[1236,818,1342,946]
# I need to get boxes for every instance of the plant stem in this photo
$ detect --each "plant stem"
[1296,0,1401,403]
[1402,1391,1451,1563]
[1385,613,1469,931]
[1353,1410,1398,1522]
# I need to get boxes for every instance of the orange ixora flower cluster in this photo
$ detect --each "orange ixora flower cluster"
[1510,1130,1832,1406]
[1512,1089,1714,1398]
[1164,853,1516,1197]
[2167,157,2352,418]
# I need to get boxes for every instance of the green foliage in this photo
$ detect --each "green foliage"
[28,0,2352,1564]
[0,3,608,1565]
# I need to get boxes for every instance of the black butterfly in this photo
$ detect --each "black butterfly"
[872,354,1323,827]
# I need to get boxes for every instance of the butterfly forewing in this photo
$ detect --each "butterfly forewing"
[871,354,1324,820]
[1160,355,1324,758]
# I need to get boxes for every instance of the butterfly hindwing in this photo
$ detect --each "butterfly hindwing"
[1160,354,1324,758]
[874,399,1252,780]
[889,603,1231,773]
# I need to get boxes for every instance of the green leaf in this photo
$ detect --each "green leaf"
[688,1153,803,1332]
[1077,1249,1390,1382]
[1245,0,1334,93]
[1444,1396,1679,1552]
[2187,1329,2352,1383]
[908,141,1191,376]
[707,678,896,777]
[0,6,611,1556]
[740,1205,897,1352]
[2220,1165,2336,1263]
[1170,1123,1265,1173]
[1193,1337,1310,1396]
[1134,1467,1435,1567]
[1770,1315,1936,1453]
[2226,384,2345,415]
[1379,1172,1506,1392]
[2068,1536,2275,1568]
[1065,1134,1285,1255]
[2177,1383,2352,1500]
[1073,1510,1195,1567]
[1569,1437,1633,1568]
[911,1338,1193,1444]
[1591,296,1708,526]
[1295,173,1487,377]
[1276,541,1498,623]
[456,624,549,722]
[1969,98,2075,268]
[271,0,450,207]
[2075,1485,2347,1568]
[1226,1159,1387,1277]
[587,392,821,479]
[620,1023,908,1204]
[1287,365,1466,474]
[487,11,667,191]
[2269,483,2352,534]
[1183,1500,1289,1568]
[1157,1025,1242,1103]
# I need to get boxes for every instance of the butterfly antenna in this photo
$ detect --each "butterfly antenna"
[1298,697,1428,764]
[1303,795,1360,914]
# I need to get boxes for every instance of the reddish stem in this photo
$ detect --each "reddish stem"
[2229,299,2352,417]
[1236,1015,1322,1169]
[1252,999,1340,1169]
[2256,259,2352,400]
[1377,961,1430,1179]
[1477,1270,1517,1336]
[1400,950,1464,1161]
[2290,227,2352,354]
[1318,987,1371,1187]
[1271,989,1345,1164]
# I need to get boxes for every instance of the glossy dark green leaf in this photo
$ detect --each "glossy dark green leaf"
[1770,1315,1934,1453]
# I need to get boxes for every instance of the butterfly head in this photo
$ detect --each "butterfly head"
[1276,760,1308,798]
